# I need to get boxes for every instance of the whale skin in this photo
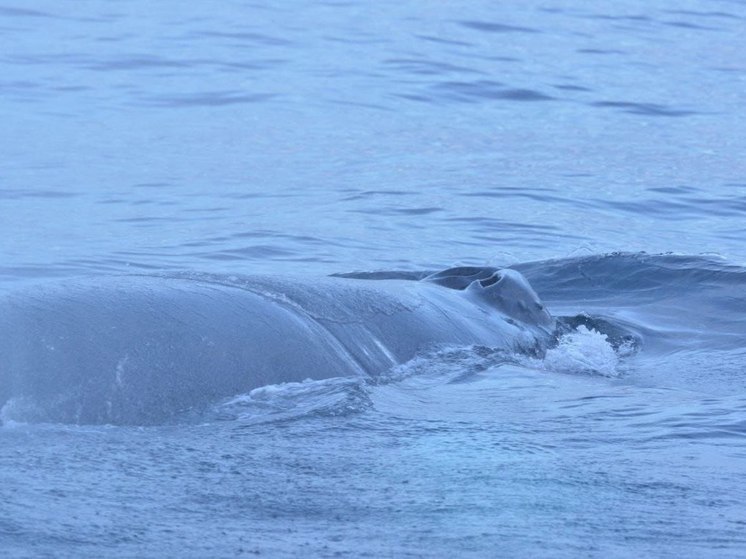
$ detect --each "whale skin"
[0,267,555,424]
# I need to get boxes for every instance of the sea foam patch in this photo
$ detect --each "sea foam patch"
[528,325,624,377]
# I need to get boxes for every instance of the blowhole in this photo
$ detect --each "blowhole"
[479,274,500,288]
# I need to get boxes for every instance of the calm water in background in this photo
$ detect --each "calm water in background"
[1,1,746,557]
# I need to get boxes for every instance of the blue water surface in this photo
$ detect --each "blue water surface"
[1,1,746,557]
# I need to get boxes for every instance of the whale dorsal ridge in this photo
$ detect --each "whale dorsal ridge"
[423,266,498,290]
[425,267,553,327]
[467,269,554,327]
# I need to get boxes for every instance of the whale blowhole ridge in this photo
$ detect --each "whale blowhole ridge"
[467,269,554,329]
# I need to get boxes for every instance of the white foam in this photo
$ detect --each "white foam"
[378,345,511,386]
[211,376,372,423]
[531,325,622,377]
[0,396,43,426]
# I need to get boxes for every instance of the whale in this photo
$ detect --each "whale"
[0,267,555,425]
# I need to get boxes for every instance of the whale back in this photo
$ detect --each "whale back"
[0,277,363,424]
[0,268,555,425]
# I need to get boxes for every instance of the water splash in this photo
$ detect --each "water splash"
[0,396,45,426]
[528,325,624,377]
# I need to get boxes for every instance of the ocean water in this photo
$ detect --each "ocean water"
[1,1,746,557]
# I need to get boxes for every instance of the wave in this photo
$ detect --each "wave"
[516,253,746,351]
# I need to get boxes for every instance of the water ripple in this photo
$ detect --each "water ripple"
[0,188,79,200]
[0,6,57,18]
[139,91,277,108]
[416,34,473,47]
[190,30,294,47]
[383,58,483,76]
[83,55,192,71]
[662,20,723,31]
[458,21,540,34]
[427,80,555,103]
[591,100,700,117]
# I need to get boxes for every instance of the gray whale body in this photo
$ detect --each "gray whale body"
[0,267,555,424]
